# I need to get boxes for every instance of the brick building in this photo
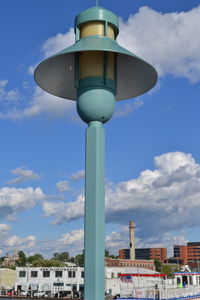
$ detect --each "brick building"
[105,257,155,271]
[119,247,167,263]
[173,242,200,268]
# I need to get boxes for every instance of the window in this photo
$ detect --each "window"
[19,271,26,277]
[73,271,76,278]
[43,271,50,277]
[53,282,64,287]
[81,271,84,278]
[55,271,62,278]
[68,271,72,278]
[31,271,38,278]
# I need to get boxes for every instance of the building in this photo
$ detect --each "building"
[15,266,84,297]
[173,243,200,268]
[119,248,167,263]
[105,258,155,271]
[15,266,159,296]
[2,249,19,267]
[173,245,188,265]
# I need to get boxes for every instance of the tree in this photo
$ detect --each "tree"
[53,252,70,262]
[154,259,162,272]
[17,251,26,266]
[32,259,65,267]
[74,253,84,266]
[27,253,44,264]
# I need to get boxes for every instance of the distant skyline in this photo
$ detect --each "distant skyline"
[0,0,200,258]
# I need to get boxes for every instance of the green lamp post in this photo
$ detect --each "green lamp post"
[34,6,157,300]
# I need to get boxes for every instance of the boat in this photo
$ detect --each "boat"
[115,271,200,300]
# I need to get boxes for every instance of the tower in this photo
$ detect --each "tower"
[129,220,136,260]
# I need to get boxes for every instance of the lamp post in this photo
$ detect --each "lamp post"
[34,6,157,300]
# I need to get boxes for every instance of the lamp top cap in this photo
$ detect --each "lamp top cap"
[75,6,119,36]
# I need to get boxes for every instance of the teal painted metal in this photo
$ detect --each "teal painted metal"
[75,7,119,37]
[77,87,115,123]
[84,121,105,300]
[34,34,157,101]
[33,7,158,300]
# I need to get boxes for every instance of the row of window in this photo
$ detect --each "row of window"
[19,271,84,278]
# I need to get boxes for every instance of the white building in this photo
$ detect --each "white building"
[15,266,84,297]
[15,266,162,297]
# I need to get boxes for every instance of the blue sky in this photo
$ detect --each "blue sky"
[0,0,200,258]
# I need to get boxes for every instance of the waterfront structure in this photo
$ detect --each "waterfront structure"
[1,249,19,267]
[15,266,159,296]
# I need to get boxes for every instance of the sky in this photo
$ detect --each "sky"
[0,0,200,259]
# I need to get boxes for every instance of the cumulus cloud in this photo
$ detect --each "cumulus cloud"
[58,229,84,255]
[42,151,200,246]
[5,235,36,249]
[2,6,200,120]
[71,170,85,181]
[0,80,20,101]
[42,192,84,224]
[41,28,75,58]
[114,99,144,118]
[0,187,45,220]
[0,224,11,235]
[0,87,76,120]
[6,166,41,185]
[56,181,71,193]
[118,5,200,82]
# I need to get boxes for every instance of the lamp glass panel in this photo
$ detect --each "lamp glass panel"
[80,51,104,79]
[107,24,115,39]
[80,21,104,38]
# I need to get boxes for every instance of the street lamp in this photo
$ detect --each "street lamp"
[34,6,157,300]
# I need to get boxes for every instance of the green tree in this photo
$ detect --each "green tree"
[32,259,65,267]
[74,253,84,266]
[53,252,70,262]
[17,251,26,266]
[27,253,44,263]
[154,259,162,272]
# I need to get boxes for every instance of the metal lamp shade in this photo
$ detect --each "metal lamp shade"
[34,36,157,101]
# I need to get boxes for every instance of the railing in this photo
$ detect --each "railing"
[159,286,200,300]
[120,286,200,300]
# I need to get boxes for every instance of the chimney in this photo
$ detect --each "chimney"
[129,221,135,260]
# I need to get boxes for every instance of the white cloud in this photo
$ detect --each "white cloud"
[0,80,20,101]
[56,181,71,193]
[58,229,84,255]
[7,166,41,185]
[42,151,200,247]
[71,170,85,181]
[0,187,45,219]
[2,5,200,120]
[114,99,144,118]
[0,87,76,120]
[41,28,75,58]
[0,223,11,235]
[5,235,36,249]
[118,5,200,82]
[42,192,84,224]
